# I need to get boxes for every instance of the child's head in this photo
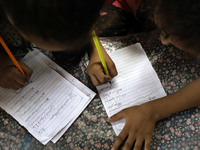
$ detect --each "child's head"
[0,0,105,51]
[155,0,200,56]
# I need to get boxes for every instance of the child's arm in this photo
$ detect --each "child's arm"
[87,37,118,86]
[109,78,200,150]
[0,54,33,90]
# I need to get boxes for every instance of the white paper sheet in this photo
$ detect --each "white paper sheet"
[97,43,166,135]
[0,49,96,144]
[29,49,96,142]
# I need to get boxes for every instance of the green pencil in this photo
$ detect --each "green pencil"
[92,31,109,75]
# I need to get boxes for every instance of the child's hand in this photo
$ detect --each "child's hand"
[0,62,33,90]
[87,51,117,86]
[108,104,157,150]
[87,39,118,86]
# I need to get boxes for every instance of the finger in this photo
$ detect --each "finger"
[19,62,33,79]
[90,64,111,83]
[95,70,111,83]
[144,136,151,150]
[8,81,23,90]
[12,79,25,89]
[14,72,28,86]
[123,133,135,150]
[12,84,23,90]
[10,72,25,89]
[107,60,118,77]
[90,74,100,86]
[0,66,24,90]
[0,82,15,89]
[8,67,28,86]
[112,128,128,150]
[108,111,125,122]
[15,77,27,86]
[103,75,112,84]
[133,138,143,150]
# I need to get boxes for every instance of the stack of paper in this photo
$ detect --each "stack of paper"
[0,49,96,144]
[97,43,166,135]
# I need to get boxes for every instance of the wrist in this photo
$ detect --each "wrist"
[141,101,161,122]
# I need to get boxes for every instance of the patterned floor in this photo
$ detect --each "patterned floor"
[0,31,200,150]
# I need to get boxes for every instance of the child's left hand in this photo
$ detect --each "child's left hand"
[108,104,157,150]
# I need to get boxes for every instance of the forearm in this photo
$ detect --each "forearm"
[146,78,200,121]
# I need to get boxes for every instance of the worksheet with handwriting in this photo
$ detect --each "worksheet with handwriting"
[0,50,95,145]
[97,43,166,135]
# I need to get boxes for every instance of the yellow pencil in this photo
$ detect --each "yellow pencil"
[92,31,109,75]
[0,36,25,76]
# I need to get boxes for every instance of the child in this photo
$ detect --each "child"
[0,0,150,89]
[96,0,143,36]
[94,0,157,37]
[0,0,118,89]
[88,0,156,85]
[108,0,200,150]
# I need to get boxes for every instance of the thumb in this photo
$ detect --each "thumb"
[107,111,125,123]
[19,62,33,78]
[107,61,118,78]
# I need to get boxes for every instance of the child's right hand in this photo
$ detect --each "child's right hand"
[87,37,118,86]
[0,61,33,90]
[87,50,118,86]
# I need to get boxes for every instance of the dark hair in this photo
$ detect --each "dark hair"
[155,0,200,51]
[0,0,105,47]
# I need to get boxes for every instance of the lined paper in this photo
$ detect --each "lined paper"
[30,49,95,100]
[29,49,96,142]
[0,50,96,144]
[97,43,166,135]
